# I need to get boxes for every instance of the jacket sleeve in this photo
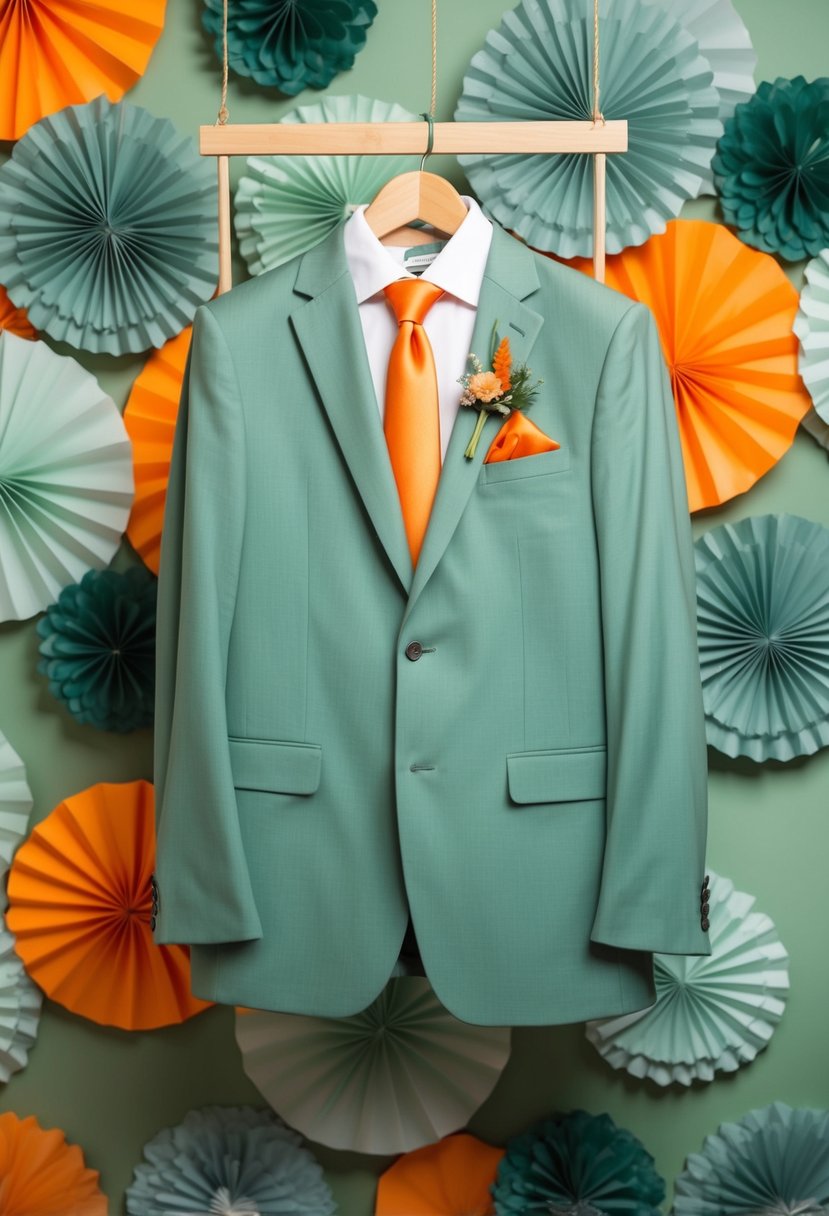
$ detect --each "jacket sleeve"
[151,304,263,946]
[588,301,711,956]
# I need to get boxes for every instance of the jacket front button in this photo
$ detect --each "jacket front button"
[405,641,423,661]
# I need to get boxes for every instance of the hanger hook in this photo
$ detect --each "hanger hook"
[419,111,435,172]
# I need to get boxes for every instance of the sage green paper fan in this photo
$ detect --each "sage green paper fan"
[234,977,511,1155]
[454,0,722,257]
[695,514,829,761]
[586,871,789,1086]
[0,95,217,355]
[234,94,419,275]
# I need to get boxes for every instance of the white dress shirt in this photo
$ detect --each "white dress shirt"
[342,195,493,463]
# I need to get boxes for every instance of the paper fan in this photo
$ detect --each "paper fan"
[656,0,756,130]
[696,514,829,761]
[0,1,167,141]
[123,327,190,574]
[454,0,722,258]
[0,915,42,1084]
[0,95,217,355]
[802,408,829,456]
[0,732,32,877]
[234,977,511,1155]
[0,286,36,340]
[125,1104,335,1216]
[795,249,829,424]
[0,1112,107,1216]
[5,780,212,1029]
[555,220,811,512]
[586,871,789,1086]
[493,1109,665,1214]
[0,332,133,623]
[235,94,419,274]
[376,1134,505,1216]
[202,0,376,95]
[674,1101,829,1215]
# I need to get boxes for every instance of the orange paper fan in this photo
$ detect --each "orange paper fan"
[0,285,36,339]
[376,1133,505,1216]
[0,1112,107,1215]
[124,326,191,573]
[551,220,811,513]
[5,780,212,1030]
[0,1,167,141]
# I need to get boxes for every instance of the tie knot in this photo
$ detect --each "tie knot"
[383,277,445,326]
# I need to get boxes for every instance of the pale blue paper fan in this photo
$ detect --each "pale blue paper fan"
[695,514,829,761]
[234,94,419,274]
[657,0,757,129]
[0,914,42,1084]
[801,408,829,457]
[0,95,218,355]
[454,0,722,257]
[794,249,829,424]
[0,732,32,878]
[0,332,133,622]
[586,871,789,1087]
[674,1101,829,1215]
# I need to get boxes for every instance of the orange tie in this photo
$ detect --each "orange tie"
[383,278,445,566]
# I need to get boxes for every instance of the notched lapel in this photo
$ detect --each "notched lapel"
[290,230,414,596]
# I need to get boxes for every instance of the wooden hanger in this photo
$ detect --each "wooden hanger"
[362,115,469,247]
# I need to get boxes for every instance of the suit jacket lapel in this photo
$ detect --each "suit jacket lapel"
[403,224,544,622]
[290,227,414,595]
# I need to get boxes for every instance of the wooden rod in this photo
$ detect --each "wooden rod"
[200,119,628,157]
[592,152,606,284]
[217,154,232,294]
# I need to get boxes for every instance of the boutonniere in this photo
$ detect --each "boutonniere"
[459,321,544,459]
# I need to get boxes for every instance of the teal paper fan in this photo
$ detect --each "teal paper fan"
[0,914,42,1084]
[454,0,722,257]
[795,249,829,424]
[235,94,419,274]
[0,95,217,355]
[0,333,133,623]
[0,732,32,879]
[695,514,829,761]
[125,1104,335,1215]
[586,871,789,1086]
[202,0,377,95]
[674,1101,829,1215]
[493,1109,665,1215]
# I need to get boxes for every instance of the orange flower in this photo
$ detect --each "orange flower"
[468,371,503,402]
[493,336,512,392]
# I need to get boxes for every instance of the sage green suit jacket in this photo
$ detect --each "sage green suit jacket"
[151,218,711,1026]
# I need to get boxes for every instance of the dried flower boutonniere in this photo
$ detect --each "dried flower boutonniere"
[459,322,543,459]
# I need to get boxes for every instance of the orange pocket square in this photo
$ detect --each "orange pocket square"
[484,410,561,463]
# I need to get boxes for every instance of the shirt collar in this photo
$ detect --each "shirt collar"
[343,194,493,307]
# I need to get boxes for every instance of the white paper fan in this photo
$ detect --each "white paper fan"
[0,733,32,878]
[0,916,42,1083]
[795,249,829,424]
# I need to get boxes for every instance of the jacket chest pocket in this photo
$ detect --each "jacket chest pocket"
[228,736,322,795]
[480,446,571,485]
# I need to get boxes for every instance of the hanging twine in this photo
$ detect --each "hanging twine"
[429,0,438,117]
[592,0,604,123]
[217,0,229,125]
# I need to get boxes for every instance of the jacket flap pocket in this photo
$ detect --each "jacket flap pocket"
[506,745,606,804]
[228,736,322,795]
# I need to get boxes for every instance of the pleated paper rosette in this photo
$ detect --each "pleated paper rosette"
[802,408,829,456]
[0,1,167,141]
[795,249,829,424]
[0,1112,108,1215]
[454,0,722,258]
[125,1105,335,1216]
[674,1101,829,1215]
[235,94,419,274]
[5,780,212,1030]
[0,731,32,877]
[586,871,789,1086]
[0,914,42,1084]
[658,0,756,130]
[376,1134,505,1216]
[0,95,217,355]
[235,977,511,1155]
[555,220,811,512]
[0,332,133,623]
[696,514,829,762]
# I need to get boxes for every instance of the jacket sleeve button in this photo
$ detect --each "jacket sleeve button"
[701,917,710,931]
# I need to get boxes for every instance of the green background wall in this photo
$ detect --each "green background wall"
[1,0,828,1210]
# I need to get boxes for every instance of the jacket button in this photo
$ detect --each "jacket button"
[701,917,710,931]
[405,641,423,661]
[702,874,710,889]
[149,914,157,930]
